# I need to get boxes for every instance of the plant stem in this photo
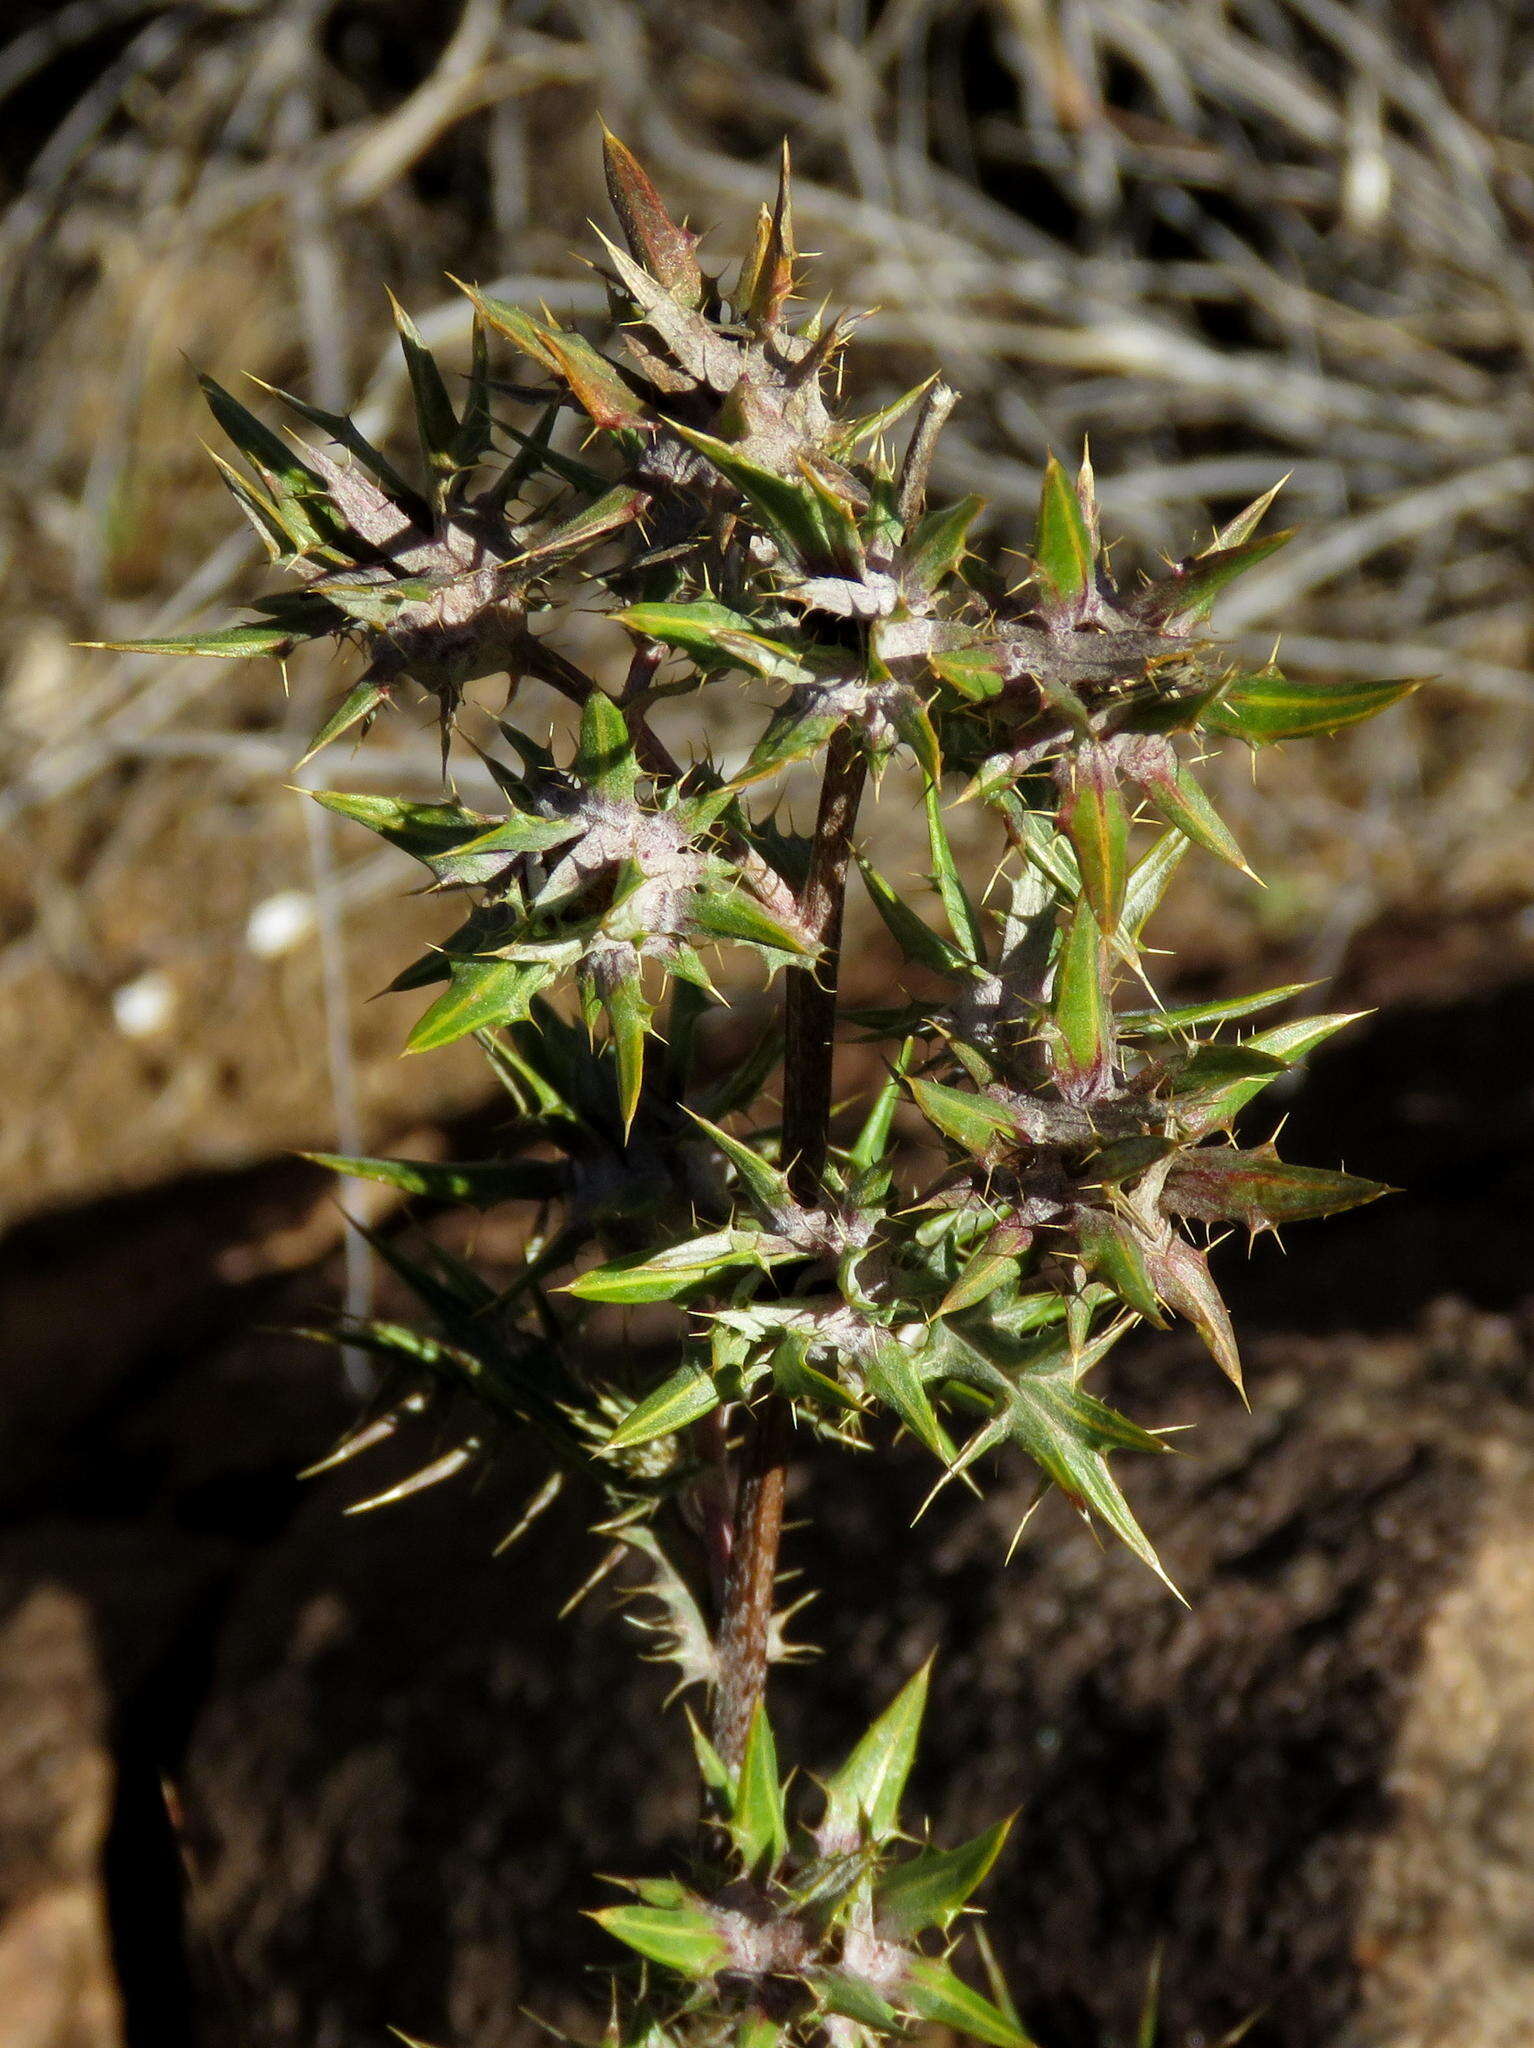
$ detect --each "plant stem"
[709,1401,791,1772]
[781,724,870,1202]
[710,724,869,1770]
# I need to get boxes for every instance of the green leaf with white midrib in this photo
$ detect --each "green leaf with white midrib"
[819,1660,931,1851]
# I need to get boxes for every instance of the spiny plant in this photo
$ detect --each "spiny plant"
[94,131,1414,2045]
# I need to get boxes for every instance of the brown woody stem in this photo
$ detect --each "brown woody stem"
[781,723,869,1201]
[709,1402,791,1772]
[710,724,869,1770]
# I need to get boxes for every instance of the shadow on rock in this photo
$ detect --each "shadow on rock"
[1,981,1531,2047]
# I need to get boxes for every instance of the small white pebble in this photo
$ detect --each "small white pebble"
[245,889,316,958]
[112,970,175,1038]
[1341,144,1390,234]
[1342,78,1390,235]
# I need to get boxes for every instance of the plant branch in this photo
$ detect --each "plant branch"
[711,721,869,1771]
[709,1400,791,1773]
[529,641,804,912]
[782,722,870,1200]
[896,380,958,528]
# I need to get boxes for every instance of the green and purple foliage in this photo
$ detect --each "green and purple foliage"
[95,131,1413,2048]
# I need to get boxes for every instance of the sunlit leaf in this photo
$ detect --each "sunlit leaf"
[1149,531,1293,627]
[1202,667,1421,745]
[875,1817,1013,1938]
[601,122,704,305]
[1119,982,1314,1038]
[1162,1148,1389,1230]
[564,1230,789,1304]
[613,599,770,669]
[1127,742,1255,879]
[592,1901,726,1979]
[1074,1208,1166,1325]
[1033,453,1094,609]
[731,1702,788,1872]
[387,290,460,482]
[1143,1234,1242,1392]
[900,1955,1033,2048]
[308,790,492,871]
[866,1331,955,1464]
[605,1358,721,1453]
[82,622,308,660]
[813,1969,902,2032]
[930,644,1007,701]
[671,423,849,570]
[905,493,985,594]
[819,1660,932,1851]
[602,967,653,1135]
[691,884,816,960]
[688,1112,793,1217]
[923,781,986,960]
[858,859,972,977]
[1059,746,1128,931]
[407,958,553,1052]
[574,688,639,801]
[1051,904,1113,1100]
[513,483,645,568]
[908,1075,1017,1158]
[297,678,390,765]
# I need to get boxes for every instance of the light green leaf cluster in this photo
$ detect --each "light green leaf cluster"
[595,1672,1031,2048]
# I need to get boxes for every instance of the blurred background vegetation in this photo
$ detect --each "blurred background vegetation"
[4,6,1534,2048]
[5,0,1534,1217]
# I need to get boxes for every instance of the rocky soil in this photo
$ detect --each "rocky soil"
[1,974,1532,2048]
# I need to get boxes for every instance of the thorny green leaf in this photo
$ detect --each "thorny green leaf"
[819,1660,931,1851]
[1203,666,1421,745]
[1032,453,1095,610]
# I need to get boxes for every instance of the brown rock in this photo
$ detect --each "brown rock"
[173,1299,1534,2048]
[0,1588,123,2048]
[1346,1314,1534,2047]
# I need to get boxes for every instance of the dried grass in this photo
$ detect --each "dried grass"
[3,0,1533,1212]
